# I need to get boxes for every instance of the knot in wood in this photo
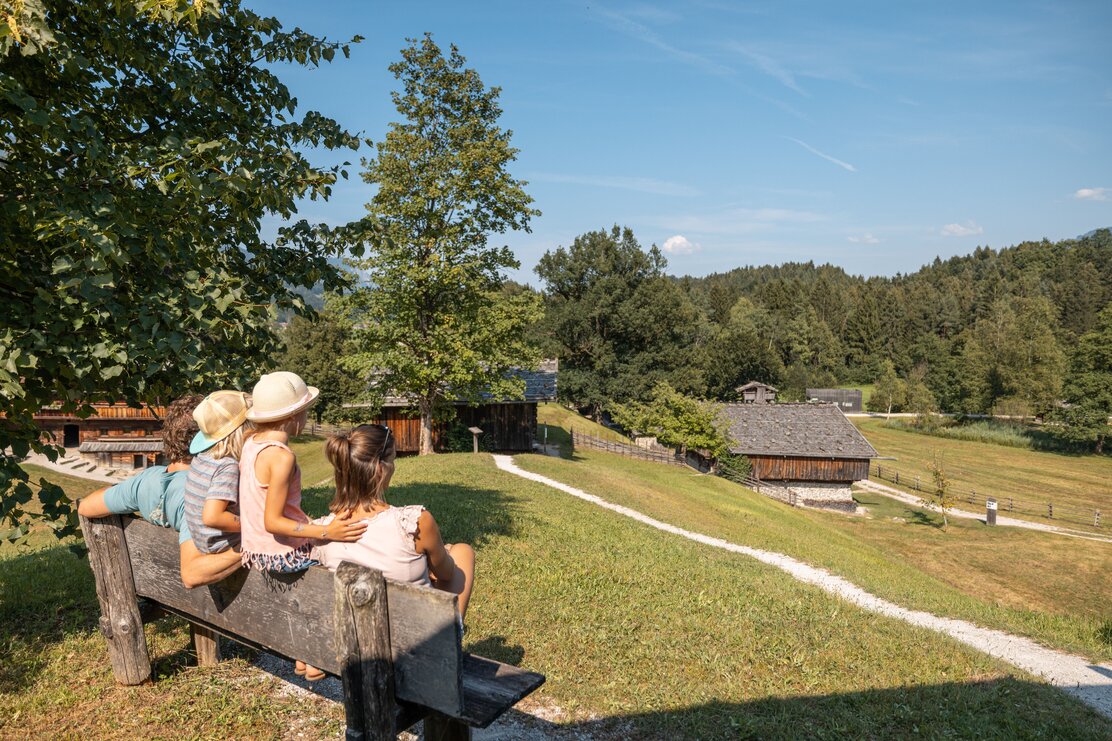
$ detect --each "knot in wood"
[350,582,375,608]
[115,617,134,635]
[98,615,114,639]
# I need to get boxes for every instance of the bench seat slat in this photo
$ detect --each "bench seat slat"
[459,654,546,728]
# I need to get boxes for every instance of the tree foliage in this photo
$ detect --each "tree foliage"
[279,304,364,424]
[341,34,541,454]
[611,382,731,458]
[0,0,362,543]
[1056,305,1112,453]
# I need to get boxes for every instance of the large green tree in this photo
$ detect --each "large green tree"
[1056,305,1112,453]
[1,0,362,542]
[342,35,541,455]
[279,304,364,425]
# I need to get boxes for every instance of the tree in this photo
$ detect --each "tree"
[279,304,364,424]
[342,35,541,454]
[1,0,362,543]
[1056,305,1112,453]
[868,359,906,418]
[611,382,731,458]
[926,454,955,528]
[536,226,700,415]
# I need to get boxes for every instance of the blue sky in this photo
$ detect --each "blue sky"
[254,0,1112,284]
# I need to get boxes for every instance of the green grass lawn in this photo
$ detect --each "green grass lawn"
[3,450,1110,737]
[854,418,1112,529]
[537,402,630,456]
[514,449,1112,662]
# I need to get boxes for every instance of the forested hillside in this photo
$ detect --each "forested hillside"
[534,227,1112,434]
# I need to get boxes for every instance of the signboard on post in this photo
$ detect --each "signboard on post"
[986,497,997,526]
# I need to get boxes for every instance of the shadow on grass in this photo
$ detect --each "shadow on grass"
[908,508,944,529]
[495,677,1109,739]
[301,482,518,548]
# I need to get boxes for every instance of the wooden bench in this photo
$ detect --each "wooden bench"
[78,513,545,740]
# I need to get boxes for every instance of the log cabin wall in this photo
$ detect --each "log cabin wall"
[351,404,538,453]
[749,455,870,483]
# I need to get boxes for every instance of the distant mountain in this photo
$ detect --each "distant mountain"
[1079,227,1111,239]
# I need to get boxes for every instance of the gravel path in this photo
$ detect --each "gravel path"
[493,454,1112,719]
[856,479,1112,543]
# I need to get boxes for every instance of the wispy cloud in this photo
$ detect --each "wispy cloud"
[662,234,701,255]
[785,137,857,172]
[530,172,699,197]
[732,44,806,95]
[848,233,880,244]
[1074,187,1109,201]
[591,6,732,77]
[941,221,984,237]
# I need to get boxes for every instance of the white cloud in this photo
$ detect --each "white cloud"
[1074,187,1108,201]
[785,137,857,172]
[848,233,880,244]
[941,221,984,237]
[662,234,701,255]
[732,45,806,95]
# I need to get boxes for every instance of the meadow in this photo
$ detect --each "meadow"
[4,449,1111,737]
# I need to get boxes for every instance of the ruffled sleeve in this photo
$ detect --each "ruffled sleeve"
[395,505,426,540]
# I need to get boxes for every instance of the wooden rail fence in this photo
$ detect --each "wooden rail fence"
[570,430,687,466]
[872,464,1103,529]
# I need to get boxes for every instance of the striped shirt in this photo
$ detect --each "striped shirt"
[183,452,241,554]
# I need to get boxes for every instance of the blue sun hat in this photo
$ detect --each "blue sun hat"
[190,390,251,455]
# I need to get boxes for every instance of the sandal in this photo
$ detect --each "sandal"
[294,660,307,677]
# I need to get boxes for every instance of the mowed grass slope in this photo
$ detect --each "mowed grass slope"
[515,449,1112,662]
[854,418,1112,525]
[3,451,1110,737]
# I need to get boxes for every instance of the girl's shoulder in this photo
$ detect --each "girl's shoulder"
[394,504,427,537]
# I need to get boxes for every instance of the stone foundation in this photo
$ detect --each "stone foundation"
[781,481,856,512]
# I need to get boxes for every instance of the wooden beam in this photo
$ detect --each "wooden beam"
[335,562,396,741]
[78,513,151,685]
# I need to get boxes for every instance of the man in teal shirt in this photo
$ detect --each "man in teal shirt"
[77,396,241,588]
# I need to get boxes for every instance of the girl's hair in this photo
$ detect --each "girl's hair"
[209,421,255,461]
[163,395,203,463]
[325,424,396,514]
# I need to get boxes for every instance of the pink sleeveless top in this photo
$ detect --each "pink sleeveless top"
[312,505,430,585]
[238,436,310,570]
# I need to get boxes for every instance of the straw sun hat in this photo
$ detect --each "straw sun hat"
[189,390,251,455]
[246,371,320,423]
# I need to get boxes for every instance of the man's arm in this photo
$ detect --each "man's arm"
[76,487,112,518]
[179,540,242,588]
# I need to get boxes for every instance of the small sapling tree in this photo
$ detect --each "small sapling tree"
[926,453,955,528]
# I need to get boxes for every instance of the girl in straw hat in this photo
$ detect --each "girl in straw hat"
[239,371,367,681]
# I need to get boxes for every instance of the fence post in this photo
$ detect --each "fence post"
[914,476,919,491]
[1047,502,1053,519]
[895,472,899,485]
[1008,498,1014,511]
[1095,510,1101,528]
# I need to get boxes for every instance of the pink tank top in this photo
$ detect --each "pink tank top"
[312,505,430,585]
[238,436,310,568]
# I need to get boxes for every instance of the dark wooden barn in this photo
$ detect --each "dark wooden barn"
[34,403,168,469]
[736,381,778,404]
[351,361,558,454]
[806,388,863,413]
[719,402,877,510]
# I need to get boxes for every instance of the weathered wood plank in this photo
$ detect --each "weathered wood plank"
[190,623,221,666]
[79,513,151,685]
[424,713,472,741]
[122,517,463,715]
[335,562,395,740]
[458,654,546,728]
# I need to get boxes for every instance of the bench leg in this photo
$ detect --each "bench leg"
[424,713,472,741]
[335,562,396,741]
[190,623,222,666]
[79,513,152,685]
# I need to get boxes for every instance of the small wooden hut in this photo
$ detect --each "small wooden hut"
[736,381,778,404]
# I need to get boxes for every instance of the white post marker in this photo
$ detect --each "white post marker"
[986,497,997,527]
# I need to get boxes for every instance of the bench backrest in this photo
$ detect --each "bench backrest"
[121,518,465,716]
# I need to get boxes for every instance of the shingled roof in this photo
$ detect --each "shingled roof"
[79,439,164,453]
[372,360,559,407]
[720,403,878,459]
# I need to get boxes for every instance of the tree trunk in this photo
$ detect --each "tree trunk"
[1096,433,1105,455]
[419,399,434,456]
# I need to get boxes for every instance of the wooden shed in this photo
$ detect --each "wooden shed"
[78,438,166,470]
[806,388,863,413]
[736,381,778,404]
[350,361,558,454]
[720,402,877,510]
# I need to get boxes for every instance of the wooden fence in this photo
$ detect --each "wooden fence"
[872,463,1103,530]
[570,430,687,466]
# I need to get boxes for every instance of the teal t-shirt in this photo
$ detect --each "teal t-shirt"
[102,466,192,545]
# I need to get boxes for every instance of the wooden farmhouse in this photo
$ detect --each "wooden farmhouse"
[351,361,558,454]
[806,388,863,413]
[33,402,168,470]
[720,402,878,510]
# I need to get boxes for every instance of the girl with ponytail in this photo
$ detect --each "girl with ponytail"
[313,425,476,618]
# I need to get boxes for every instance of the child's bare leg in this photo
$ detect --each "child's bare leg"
[76,488,111,518]
[433,543,475,618]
